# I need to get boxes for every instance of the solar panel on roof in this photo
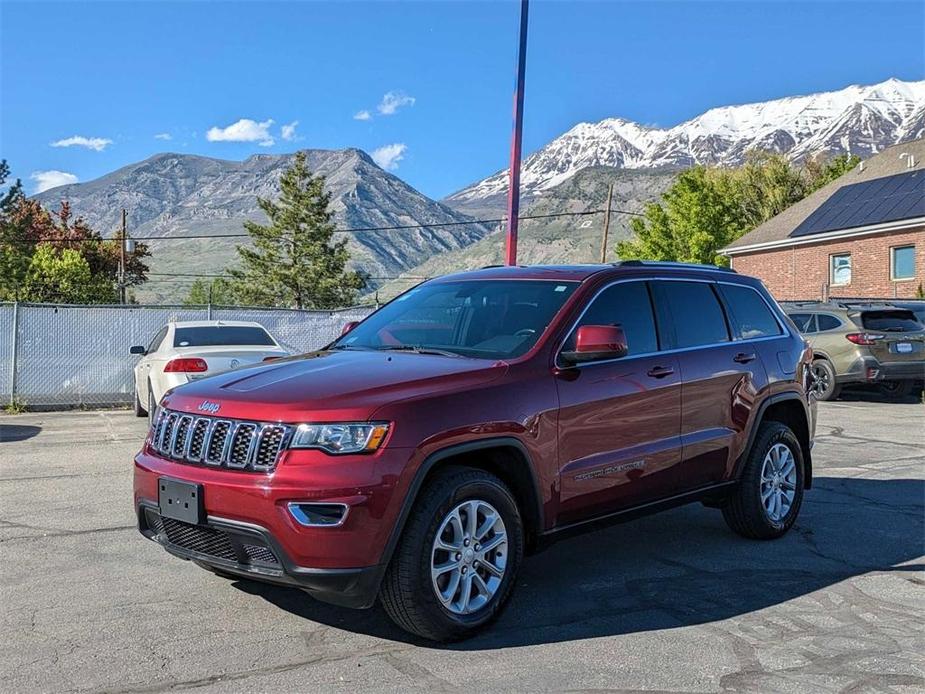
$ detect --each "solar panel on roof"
[789,169,925,238]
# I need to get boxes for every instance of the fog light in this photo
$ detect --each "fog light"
[288,503,348,527]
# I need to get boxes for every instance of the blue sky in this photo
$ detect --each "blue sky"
[2,0,923,199]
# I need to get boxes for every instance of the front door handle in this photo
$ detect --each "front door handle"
[646,366,675,379]
[734,352,757,364]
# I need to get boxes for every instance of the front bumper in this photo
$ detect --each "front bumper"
[134,443,415,609]
[137,502,382,608]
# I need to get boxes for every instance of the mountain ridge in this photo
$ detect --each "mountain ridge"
[446,78,925,214]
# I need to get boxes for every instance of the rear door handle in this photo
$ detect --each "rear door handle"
[733,352,757,364]
[646,366,675,379]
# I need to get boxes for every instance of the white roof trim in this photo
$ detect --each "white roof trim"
[722,216,925,255]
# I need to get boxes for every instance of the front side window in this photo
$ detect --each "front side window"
[173,326,276,347]
[146,327,168,354]
[891,246,916,280]
[334,280,579,359]
[563,281,659,357]
[652,281,730,349]
[718,284,782,339]
[830,253,852,286]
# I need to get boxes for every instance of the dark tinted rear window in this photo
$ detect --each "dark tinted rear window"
[718,284,782,339]
[565,281,659,356]
[173,326,275,347]
[859,310,925,332]
[817,314,842,331]
[654,281,730,348]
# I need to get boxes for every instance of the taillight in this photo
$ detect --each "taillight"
[845,333,884,346]
[164,357,208,373]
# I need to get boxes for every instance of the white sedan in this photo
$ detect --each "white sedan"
[130,320,289,419]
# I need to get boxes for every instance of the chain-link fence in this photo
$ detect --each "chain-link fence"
[0,302,376,408]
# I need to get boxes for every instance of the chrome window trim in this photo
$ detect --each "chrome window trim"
[555,275,792,370]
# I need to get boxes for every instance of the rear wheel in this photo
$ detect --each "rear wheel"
[723,422,805,539]
[380,467,524,642]
[879,380,914,399]
[809,359,840,401]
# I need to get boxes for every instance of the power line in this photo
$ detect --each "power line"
[6,207,643,246]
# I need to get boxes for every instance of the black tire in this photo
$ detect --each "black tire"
[809,359,840,401]
[380,467,524,642]
[722,422,805,540]
[133,385,148,417]
[879,380,913,399]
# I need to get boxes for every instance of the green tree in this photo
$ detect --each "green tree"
[21,244,116,303]
[183,277,236,306]
[617,151,861,266]
[228,152,365,308]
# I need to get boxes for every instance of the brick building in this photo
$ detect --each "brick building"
[722,139,924,301]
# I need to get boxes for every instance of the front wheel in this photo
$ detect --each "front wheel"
[879,380,914,399]
[380,467,524,642]
[722,422,805,539]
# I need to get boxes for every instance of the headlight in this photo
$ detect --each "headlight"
[290,422,389,454]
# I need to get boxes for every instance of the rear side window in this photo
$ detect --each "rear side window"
[652,281,730,349]
[565,281,659,356]
[718,284,783,339]
[816,314,843,331]
[173,326,276,347]
[858,310,924,332]
[788,313,816,333]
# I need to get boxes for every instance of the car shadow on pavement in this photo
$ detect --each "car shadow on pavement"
[235,476,924,649]
[0,424,42,443]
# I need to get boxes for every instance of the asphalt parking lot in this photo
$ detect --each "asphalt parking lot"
[1,397,923,693]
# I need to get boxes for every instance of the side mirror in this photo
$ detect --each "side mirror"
[341,321,360,336]
[129,345,146,355]
[562,325,628,364]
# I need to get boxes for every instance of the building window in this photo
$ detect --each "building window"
[891,246,915,281]
[830,253,851,286]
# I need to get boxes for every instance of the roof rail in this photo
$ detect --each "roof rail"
[614,260,737,273]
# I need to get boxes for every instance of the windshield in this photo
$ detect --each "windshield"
[174,325,276,347]
[333,280,579,359]
[858,310,925,333]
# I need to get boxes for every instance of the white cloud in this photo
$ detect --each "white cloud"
[371,143,407,171]
[377,91,416,116]
[281,120,299,141]
[206,118,275,146]
[154,132,173,141]
[353,110,372,121]
[30,170,78,194]
[50,135,113,151]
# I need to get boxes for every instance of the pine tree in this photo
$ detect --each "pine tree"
[228,152,365,309]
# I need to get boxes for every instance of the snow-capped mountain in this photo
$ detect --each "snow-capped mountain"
[448,78,925,212]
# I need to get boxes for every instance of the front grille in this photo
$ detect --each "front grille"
[152,409,292,472]
[143,508,280,567]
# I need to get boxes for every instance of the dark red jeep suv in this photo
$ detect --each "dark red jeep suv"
[134,262,816,641]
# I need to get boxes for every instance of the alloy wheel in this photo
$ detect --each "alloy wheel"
[430,499,508,615]
[760,443,797,522]
[810,364,829,398]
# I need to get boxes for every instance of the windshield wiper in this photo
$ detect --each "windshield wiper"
[375,345,463,358]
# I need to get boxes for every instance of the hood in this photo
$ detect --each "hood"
[160,349,508,422]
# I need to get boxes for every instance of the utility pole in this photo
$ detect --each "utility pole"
[600,183,614,263]
[119,209,127,305]
[504,0,529,266]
